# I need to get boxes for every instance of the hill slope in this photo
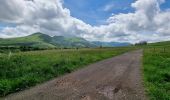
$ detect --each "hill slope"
[51,36,96,48]
[0,33,55,48]
[148,41,170,47]
[0,32,134,48]
[0,33,97,48]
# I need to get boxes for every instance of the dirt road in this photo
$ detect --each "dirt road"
[4,50,147,100]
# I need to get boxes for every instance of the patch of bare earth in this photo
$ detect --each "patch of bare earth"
[4,50,147,100]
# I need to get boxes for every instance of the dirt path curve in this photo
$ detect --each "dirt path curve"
[4,50,147,100]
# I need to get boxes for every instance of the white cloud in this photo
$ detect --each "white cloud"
[0,0,170,43]
[106,0,170,42]
[0,0,27,23]
[103,4,115,12]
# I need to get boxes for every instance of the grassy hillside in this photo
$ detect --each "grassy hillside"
[148,41,170,47]
[51,36,96,48]
[0,33,55,48]
[143,42,170,100]
[0,33,97,48]
[0,47,133,96]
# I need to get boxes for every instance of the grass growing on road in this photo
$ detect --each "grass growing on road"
[0,47,133,96]
[143,47,170,100]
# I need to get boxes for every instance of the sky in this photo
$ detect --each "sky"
[63,0,134,25]
[0,0,170,43]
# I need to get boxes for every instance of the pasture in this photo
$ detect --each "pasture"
[143,47,170,100]
[0,47,133,96]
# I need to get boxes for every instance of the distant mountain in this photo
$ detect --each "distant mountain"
[0,32,97,48]
[92,41,131,47]
[0,33,132,48]
[51,36,96,48]
[0,33,55,48]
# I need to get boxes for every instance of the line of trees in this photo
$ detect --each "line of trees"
[0,46,47,53]
[135,41,147,46]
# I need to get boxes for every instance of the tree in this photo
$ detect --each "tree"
[135,41,147,45]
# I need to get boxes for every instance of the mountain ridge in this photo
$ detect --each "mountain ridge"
[0,33,97,48]
[0,32,131,48]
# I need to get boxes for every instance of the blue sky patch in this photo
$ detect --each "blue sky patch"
[160,0,170,10]
[63,0,170,25]
[0,22,16,30]
[63,0,134,25]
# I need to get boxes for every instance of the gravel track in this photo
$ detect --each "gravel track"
[4,50,147,100]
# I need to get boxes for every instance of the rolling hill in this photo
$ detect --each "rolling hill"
[51,36,96,48]
[0,33,55,48]
[148,41,170,47]
[0,32,97,48]
[0,32,133,48]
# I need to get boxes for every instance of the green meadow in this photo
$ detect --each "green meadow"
[0,40,170,100]
[143,46,170,100]
[0,47,133,96]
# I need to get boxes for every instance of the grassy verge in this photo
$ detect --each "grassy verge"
[0,47,133,96]
[143,47,170,100]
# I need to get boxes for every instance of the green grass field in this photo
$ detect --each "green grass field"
[0,47,133,96]
[0,40,170,99]
[143,47,170,100]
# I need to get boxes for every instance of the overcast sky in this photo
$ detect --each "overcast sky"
[0,0,170,43]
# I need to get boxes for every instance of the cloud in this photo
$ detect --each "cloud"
[103,4,115,12]
[107,0,170,42]
[0,0,27,23]
[0,0,170,43]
